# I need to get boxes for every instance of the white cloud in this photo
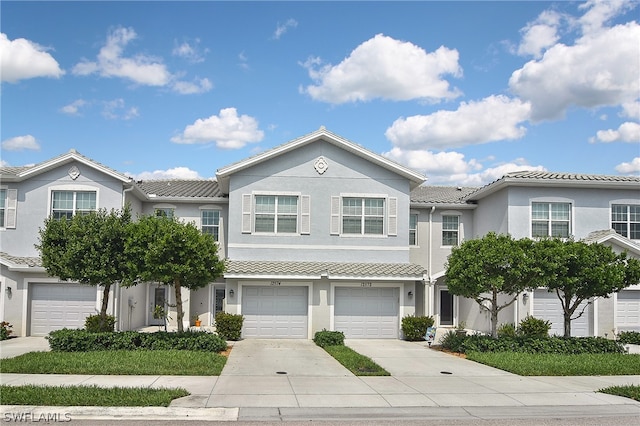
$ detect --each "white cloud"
[621,101,640,121]
[172,77,212,95]
[384,147,545,186]
[615,157,640,174]
[509,21,640,121]
[1,134,41,151]
[72,27,172,86]
[385,95,531,150]
[102,98,139,120]
[273,19,298,40]
[172,39,207,63]
[302,34,462,104]
[171,107,264,149]
[591,121,640,143]
[517,10,562,58]
[129,167,204,181]
[60,99,88,116]
[0,33,64,83]
[578,0,635,35]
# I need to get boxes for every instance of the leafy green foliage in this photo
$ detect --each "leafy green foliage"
[599,385,640,401]
[618,331,640,345]
[46,329,227,352]
[517,315,551,338]
[0,321,13,340]
[0,384,190,407]
[84,314,116,333]
[438,329,467,350]
[401,315,435,341]
[439,334,624,354]
[124,215,225,332]
[313,329,345,347]
[214,312,244,341]
[467,352,640,376]
[531,238,640,337]
[36,207,132,317]
[497,323,517,338]
[446,233,539,337]
[323,345,390,376]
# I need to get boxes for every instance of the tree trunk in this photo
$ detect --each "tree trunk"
[490,289,498,338]
[174,279,184,333]
[100,284,111,317]
[564,314,571,338]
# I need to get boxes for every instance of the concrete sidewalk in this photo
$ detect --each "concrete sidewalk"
[1,338,639,422]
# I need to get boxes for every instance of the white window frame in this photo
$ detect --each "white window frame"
[531,201,572,238]
[409,213,418,246]
[611,204,640,240]
[49,186,98,220]
[441,214,460,246]
[200,208,221,240]
[242,192,309,235]
[330,194,397,237]
[154,204,175,218]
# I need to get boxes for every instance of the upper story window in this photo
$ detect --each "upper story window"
[342,197,384,235]
[52,190,96,220]
[155,208,174,218]
[201,209,220,240]
[442,215,459,246]
[409,214,418,245]
[0,189,6,227]
[612,204,640,240]
[255,195,298,233]
[532,202,571,238]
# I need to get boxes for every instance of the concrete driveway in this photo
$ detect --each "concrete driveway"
[0,336,50,359]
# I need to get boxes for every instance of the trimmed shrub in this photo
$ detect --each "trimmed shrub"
[46,329,227,352]
[313,329,345,348]
[84,314,116,333]
[214,312,244,341]
[401,315,435,341]
[497,323,517,338]
[439,329,467,352]
[518,315,551,338]
[618,331,640,345]
[0,321,13,341]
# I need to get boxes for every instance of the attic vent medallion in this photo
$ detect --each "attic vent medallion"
[68,166,81,180]
[314,156,328,175]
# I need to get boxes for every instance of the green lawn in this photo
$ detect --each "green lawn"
[466,352,640,376]
[0,350,226,376]
[599,385,640,402]
[323,345,390,376]
[0,384,189,406]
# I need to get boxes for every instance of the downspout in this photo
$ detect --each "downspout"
[428,206,435,317]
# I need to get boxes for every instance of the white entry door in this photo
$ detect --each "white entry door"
[30,283,97,336]
[242,286,308,338]
[334,287,399,339]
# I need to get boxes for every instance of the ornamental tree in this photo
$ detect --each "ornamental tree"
[531,238,640,337]
[36,206,132,327]
[445,232,539,338]
[124,215,225,332]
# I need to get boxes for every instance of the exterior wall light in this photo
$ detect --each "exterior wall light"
[5,286,11,296]
[229,289,234,297]
[522,292,528,304]
[408,291,413,298]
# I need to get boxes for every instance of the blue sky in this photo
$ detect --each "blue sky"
[1,1,639,186]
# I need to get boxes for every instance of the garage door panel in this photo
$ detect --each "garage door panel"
[335,287,399,339]
[533,290,590,337]
[617,290,640,331]
[242,286,308,338]
[30,284,97,336]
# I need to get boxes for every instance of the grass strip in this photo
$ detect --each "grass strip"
[0,384,189,406]
[466,352,640,376]
[599,385,640,402]
[323,345,390,376]
[0,350,226,376]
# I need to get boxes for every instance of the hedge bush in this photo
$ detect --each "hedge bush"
[214,312,244,341]
[497,323,517,338]
[46,329,227,352]
[313,329,345,348]
[618,331,640,345]
[518,315,551,338]
[84,314,116,333]
[439,334,624,355]
[0,321,13,341]
[401,315,435,341]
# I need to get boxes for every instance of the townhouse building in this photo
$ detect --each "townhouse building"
[1,128,638,338]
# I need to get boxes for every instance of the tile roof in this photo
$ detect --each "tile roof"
[0,166,30,175]
[411,186,478,204]
[136,180,225,198]
[502,171,640,182]
[225,260,426,279]
[0,252,43,268]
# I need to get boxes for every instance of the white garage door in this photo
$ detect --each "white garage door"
[30,283,97,336]
[617,290,640,332]
[242,286,308,338]
[533,290,591,337]
[335,287,399,339]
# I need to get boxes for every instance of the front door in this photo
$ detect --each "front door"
[213,287,225,319]
[440,289,454,326]
[149,285,168,326]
